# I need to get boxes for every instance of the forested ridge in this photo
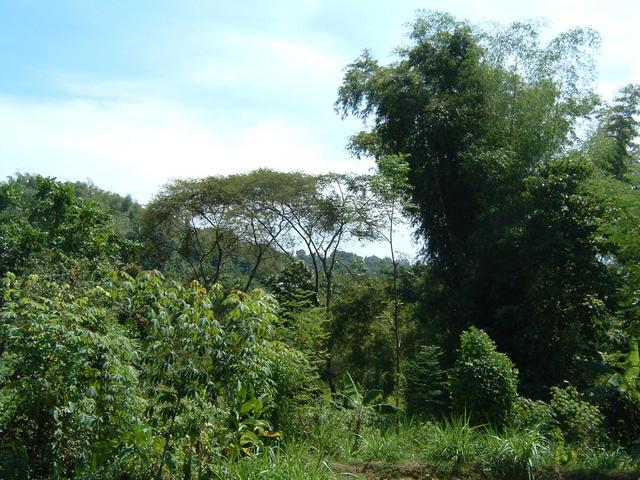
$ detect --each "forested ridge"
[1,12,640,480]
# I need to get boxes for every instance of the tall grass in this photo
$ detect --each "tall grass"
[276,404,634,480]
[419,415,481,467]
[482,424,550,480]
[567,446,637,473]
[303,405,353,457]
[354,414,550,479]
[207,444,334,480]
[355,420,423,462]
[299,404,549,463]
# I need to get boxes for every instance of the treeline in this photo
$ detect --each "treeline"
[1,11,640,479]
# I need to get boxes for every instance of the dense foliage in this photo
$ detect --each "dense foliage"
[1,10,640,479]
[450,327,518,426]
[0,268,319,478]
[403,345,447,416]
[336,13,618,396]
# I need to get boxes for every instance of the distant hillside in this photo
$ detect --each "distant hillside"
[294,249,411,277]
[70,180,143,240]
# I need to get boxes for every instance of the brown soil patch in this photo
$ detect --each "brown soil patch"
[329,461,640,480]
[329,461,475,479]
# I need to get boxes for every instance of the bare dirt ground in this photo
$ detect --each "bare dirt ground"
[328,461,640,480]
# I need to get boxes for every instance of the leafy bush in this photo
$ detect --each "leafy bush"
[404,345,448,417]
[449,327,518,427]
[222,382,279,458]
[263,344,320,433]
[586,339,640,446]
[0,268,310,478]
[512,396,556,432]
[0,273,144,479]
[550,385,605,448]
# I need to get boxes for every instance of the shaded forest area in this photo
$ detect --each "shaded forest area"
[1,12,640,480]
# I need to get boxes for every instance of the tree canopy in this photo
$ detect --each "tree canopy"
[337,12,616,394]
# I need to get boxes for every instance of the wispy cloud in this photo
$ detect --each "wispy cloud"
[1,0,637,208]
[0,94,372,203]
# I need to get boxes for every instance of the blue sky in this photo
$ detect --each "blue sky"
[0,0,638,256]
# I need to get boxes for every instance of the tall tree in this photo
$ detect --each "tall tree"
[586,85,640,336]
[588,84,640,179]
[337,12,611,395]
[369,155,413,402]
[144,177,241,287]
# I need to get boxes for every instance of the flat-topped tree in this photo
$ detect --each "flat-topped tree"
[145,170,379,306]
[144,176,241,287]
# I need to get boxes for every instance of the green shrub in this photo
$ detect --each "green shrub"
[0,269,316,478]
[512,396,556,432]
[404,345,448,417]
[449,327,518,427]
[550,386,605,448]
[586,340,640,447]
[0,273,144,479]
[264,344,321,433]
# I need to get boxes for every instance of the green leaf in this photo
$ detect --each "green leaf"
[362,389,382,406]
[343,372,362,403]
[332,393,357,410]
[372,404,400,415]
[239,400,254,415]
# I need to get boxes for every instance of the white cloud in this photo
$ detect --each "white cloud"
[0,94,372,203]
[188,29,348,113]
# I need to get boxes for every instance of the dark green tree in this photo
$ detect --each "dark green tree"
[269,260,328,385]
[329,273,393,394]
[403,345,447,417]
[586,86,640,339]
[270,260,318,310]
[336,12,612,395]
[0,174,130,279]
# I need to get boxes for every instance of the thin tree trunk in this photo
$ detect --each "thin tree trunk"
[155,396,182,480]
[244,245,265,291]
